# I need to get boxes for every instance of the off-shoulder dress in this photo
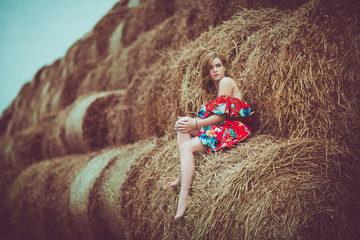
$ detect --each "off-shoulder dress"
[196,95,253,151]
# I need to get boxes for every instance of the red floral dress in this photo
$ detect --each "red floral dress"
[196,95,253,151]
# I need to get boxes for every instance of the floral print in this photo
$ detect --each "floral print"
[196,95,253,151]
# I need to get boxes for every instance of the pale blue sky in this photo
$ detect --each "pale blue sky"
[0,0,119,115]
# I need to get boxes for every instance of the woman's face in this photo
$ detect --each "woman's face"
[209,57,226,82]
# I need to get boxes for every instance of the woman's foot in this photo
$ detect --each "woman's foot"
[167,175,180,187]
[174,197,190,221]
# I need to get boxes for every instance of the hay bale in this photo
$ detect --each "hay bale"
[122,6,289,141]
[120,0,175,47]
[5,82,35,136]
[5,153,96,240]
[0,1,129,135]
[0,0,309,138]
[121,135,360,239]
[0,90,130,171]
[91,0,129,59]
[0,108,12,136]
[0,0,313,138]
[240,0,360,146]
[64,90,130,153]
[82,90,130,149]
[0,170,21,236]
[153,0,360,150]
[190,137,360,239]
[81,138,155,239]
[0,136,14,171]
[4,138,156,240]
[64,92,113,153]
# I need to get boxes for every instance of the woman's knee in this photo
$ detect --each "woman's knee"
[179,141,194,155]
[179,138,203,155]
[177,130,189,137]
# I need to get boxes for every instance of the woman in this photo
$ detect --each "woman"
[168,52,253,221]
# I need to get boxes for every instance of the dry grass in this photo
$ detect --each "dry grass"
[121,135,360,239]
[0,170,21,236]
[142,0,360,150]
[0,91,130,171]
[118,0,360,239]
[3,138,156,240]
[0,0,359,239]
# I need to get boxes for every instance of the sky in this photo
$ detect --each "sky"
[0,0,120,115]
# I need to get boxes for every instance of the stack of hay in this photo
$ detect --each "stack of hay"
[0,90,129,171]
[0,0,359,239]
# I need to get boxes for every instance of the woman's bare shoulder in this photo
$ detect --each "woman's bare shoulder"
[219,77,236,86]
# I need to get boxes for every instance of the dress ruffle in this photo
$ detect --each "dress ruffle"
[196,95,253,152]
[196,95,252,119]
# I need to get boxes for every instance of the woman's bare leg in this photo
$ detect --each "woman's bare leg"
[175,136,204,220]
[167,175,180,187]
[168,128,200,187]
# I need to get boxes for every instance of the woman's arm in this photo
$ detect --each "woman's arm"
[197,114,225,128]
[176,115,226,133]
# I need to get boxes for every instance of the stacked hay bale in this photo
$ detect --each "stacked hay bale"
[118,0,360,238]
[4,138,155,240]
[0,0,307,143]
[166,0,360,147]
[0,170,21,236]
[0,0,359,239]
[121,136,360,239]
[121,0,310,141]
[2,136,359,239]
[0,90,129,171]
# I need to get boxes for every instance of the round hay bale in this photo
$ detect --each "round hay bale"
[240,0,360,146]
[6,82,35,135]
[82,92,130,148]
[91,0,129,59]
[0,108,12,136]
[5,152,97,240]
[120,135,360,239]
[0,170,21,236]
[6,126,48,170]
[85,138,155,239]
[0,90,130,171]
[123,7,287,141]
[0,136,14,171]
[124,62,178,141]
[65,90,129,153]
[65,92,114,153]
[60,63,98,108]
[5,138,156,240]
[190,137,360,239]
[121,0,175,47]
[159,0,360,150]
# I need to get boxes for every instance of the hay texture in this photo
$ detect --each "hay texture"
[165,0,360,148]
[0,170,21,236]
[0,0,308,139]
[0,90,129,171]
[3,138,155,240]
[0,0,359,239]
[121,135,360,239]
[120,0,312,142]
[0,0,129,135]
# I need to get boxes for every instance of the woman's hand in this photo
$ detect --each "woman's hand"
[175,117,197,133]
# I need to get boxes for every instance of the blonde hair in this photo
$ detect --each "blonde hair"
[200,52,234,95]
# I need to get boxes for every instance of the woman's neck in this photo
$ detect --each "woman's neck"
[213,81,220,95]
